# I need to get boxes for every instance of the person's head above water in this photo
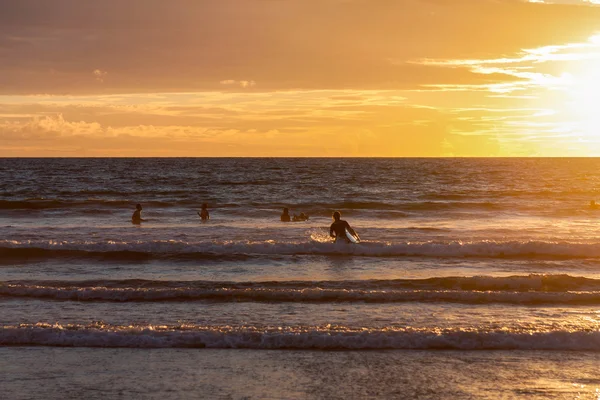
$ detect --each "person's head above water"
[283,208,289,214]
[332,211,341,221]
[202,203,208,209]
[136,204,142,210]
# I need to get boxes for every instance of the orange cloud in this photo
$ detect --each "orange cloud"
[93,69,107,83]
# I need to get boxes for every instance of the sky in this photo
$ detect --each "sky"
[3,0,600,156]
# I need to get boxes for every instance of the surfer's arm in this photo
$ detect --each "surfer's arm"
[329,224,336,238]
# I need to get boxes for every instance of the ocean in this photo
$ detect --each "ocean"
[1,158,599,399]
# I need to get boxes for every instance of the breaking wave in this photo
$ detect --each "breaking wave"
[2,275,599,304]
[5,239,600,260]
[1,323,599,350]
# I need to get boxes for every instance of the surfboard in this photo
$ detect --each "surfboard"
[345,228,360,244]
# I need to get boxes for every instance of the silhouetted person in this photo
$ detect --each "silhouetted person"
[198,203,210,221]
[330,211,357,243]
[281,207,291,222]
[293,212,309,222]
[132,204,144,224]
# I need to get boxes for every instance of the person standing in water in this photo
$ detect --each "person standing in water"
[132,204,144,224]
[198,203,210,221]
[281,207,291,222]
[329,211,358,243]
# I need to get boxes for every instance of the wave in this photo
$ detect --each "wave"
[0,200,70,210]
[0,199,240,210]
[5,239,600,260]
[420,190,596,201]
[275,201,501,212]
[0,247,254,263]
[0,199,149,210]
[399,201,500,211]
[2,275,599,304]
[2,323,599,350]
[0,198,502,212]
[54,189,197,196]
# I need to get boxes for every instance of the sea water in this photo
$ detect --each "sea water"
[1,158,599,399]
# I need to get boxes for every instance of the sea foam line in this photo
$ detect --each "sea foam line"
[1,323,599,350]
[7,274,597,291]
[5,239,600,259]
[2,284,600,304]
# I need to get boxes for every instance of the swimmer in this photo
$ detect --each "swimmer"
[281,207,291,222]
[132,204,145,224]
[198,203,210,221]
[292,212,309,222]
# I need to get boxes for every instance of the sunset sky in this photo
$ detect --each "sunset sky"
[3,0,600,156]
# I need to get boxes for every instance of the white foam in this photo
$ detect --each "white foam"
[1,323,599,350]
[2,284,600,304]
[5,238,600,258]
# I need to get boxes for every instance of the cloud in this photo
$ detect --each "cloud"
[239,80,256,88]
[1,114,102,138]
[409,33,600,95]
[528,0,600,3]
[220,79,256,88]
[0,76,592,156]
[93,69,107,83]
[0,93,471,156]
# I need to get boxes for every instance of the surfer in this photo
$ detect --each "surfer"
[281,207,291,222]
[330,211,358,243]
[132,204,145,224]
[198,203,210,221]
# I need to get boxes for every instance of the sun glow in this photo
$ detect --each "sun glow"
[511,33,600,155]
[562,38,600,146]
